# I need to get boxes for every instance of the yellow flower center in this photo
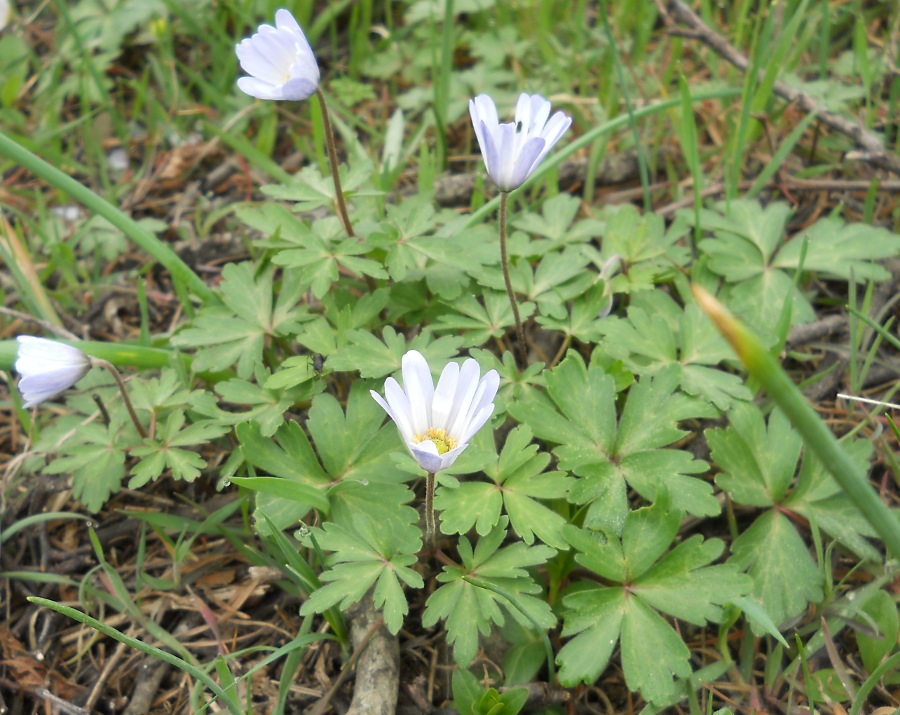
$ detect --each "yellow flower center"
[413,427,457,455]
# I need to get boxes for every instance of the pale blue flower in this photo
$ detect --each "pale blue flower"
[236,9,320,101]
[371,350,499,473]
[15,337,91,408]
[469,93,572,191]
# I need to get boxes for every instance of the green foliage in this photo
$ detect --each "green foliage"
[423,520,556,665]
[371,199,498,299]
[599,290,753,409]
[557,498,751,704]
[171,263,311,378]
[510,351,718,534]
[693,200,900,333]
[328,326,463,378]
[452,669,528,715]
[43,421,126,512]
[581,204,691,293]
[435,425,572,548]
[259,160,379,213]
[708,401,879,632]
[854,589,899,676]
[299,503,423,635]
[236,383,403,532]
[130,411,229,487]
[7,1,900,710]
[436,290,534,347]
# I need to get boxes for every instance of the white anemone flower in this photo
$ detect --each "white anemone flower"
[371,350,500,474]
[469,92,572,192]
[235,9,320,101]
[15,336,92,408]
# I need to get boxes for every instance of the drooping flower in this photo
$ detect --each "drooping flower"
[235,9,320,101]
[0,0,10,32]
[469,92,572,192]
[15,336,92,408]
[371,350,500,474]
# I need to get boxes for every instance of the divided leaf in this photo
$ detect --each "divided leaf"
[729,510,823,632]
[130,411,229,488]
[423,520,556,665]
[171,263,310,378]
[558,501,750,704]
[693,199,900,333]
[43,423,126,513]
[709,400,880,631]
[598,290,753,410]
[237,383,402,532]
[299,503,423,635]
[435,425,573,549]
[510,352,718,535]
[328,326,463,378]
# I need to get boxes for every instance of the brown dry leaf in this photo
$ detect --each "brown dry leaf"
[0,626,81,699]
[156,144,205,184]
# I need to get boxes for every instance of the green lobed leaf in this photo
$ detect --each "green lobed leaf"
[328,326,464,378]
[299,508,423,635]
[171,263,310,378]
[712,401,881,559]
[854,589,900,675]
[598,291,752,410]
[729,510,823,632]
[559,502,749,698]
[423,520,556,665]
[435,290,535,347]
[510,352,717,535]
[619,597,692,704]
[129,411,228,488]
[708,402,803,507]
[692,199,900,333]
[237,383,404,533]
[43,423,125,513]
[435,426,573,548]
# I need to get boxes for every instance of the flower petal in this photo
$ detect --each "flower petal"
[509,136,546,189]
[236,76,284,100]
[382,377,415,441]
[401,350,434,435]
[280,76,318,101]
[521,94,551,136]
[459,404,495,445]
[15,336,91,408]
[431,361,460,431]
[274,8,303,34]
[235,9,319,102]
[445,359,481,439]
[410,441,444,473]
[437,442,468,471]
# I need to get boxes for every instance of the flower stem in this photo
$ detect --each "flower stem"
[316,87,355,239]
[91,358,147,439]
[425,472,436,546]
[499,192,527,367]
